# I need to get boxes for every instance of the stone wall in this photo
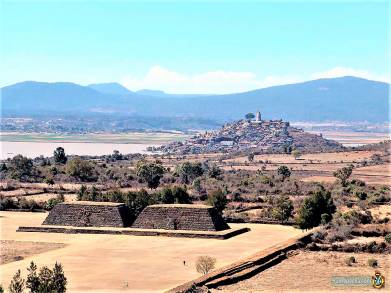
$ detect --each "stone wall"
[42,201,131,227]
[131,204,230,231]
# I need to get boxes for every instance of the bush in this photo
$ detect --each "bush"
[44,197,63,211]
[0,195,16,210]
[367,258,378,268]
[195,256,216,275]
[345,256,356,266]
[385,233,391,244]
[354,190,367,200]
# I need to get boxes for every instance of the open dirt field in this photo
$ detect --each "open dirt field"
[212,251,390,292]
[224,151,381,164]
[0,211,303,292]
[0,240,66,264]
[301,163,391,186]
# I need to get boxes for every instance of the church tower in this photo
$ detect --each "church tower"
[255,110,261,122]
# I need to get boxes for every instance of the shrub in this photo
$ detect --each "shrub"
[345,256,356,266]
[385,233,391,244]
[195,256,216,275]
[44,197,63,211]
[0,196,16,210]
[260,175,270,184]
[354,190,367,200]
[367,258,378,268]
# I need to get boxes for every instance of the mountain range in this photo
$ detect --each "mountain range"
[1,76,389,122]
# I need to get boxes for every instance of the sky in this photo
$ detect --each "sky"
[1,0,390,94]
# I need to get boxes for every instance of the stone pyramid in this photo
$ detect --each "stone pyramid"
[131,204,230,231]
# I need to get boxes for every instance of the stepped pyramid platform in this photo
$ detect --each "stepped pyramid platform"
[132,204,230,231]
[42,201,132,227]
[17,202,249,239]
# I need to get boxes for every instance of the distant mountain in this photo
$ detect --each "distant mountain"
[88,82,133,95]
[137,89,166,97]
[1,77,389,123]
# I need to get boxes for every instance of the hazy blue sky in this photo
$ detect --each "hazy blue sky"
[1,0,389,93]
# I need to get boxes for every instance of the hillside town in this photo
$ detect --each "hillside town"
[154,111,344,154]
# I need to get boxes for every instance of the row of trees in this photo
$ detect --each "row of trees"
[7,262,66,293]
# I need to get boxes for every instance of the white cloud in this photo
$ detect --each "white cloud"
[120,65,389,94]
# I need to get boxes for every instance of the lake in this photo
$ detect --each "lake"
[0,141,157,159]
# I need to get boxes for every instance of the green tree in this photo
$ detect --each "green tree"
[9,269,25,293]
[37,266,53,292]
[8,155,34,181]
[135,160,165,189]
[247,153,255,162]
[112,150,123,161]
[123,189,153,219]
[26,262,40,293]
[171,186,191,204]
[52,262,67,293]
[245,113,255,120]
[277,165,291,181]
[66,157,96,182]
[53,147,67,164]
[0,163,7,172]
[206,189,227,213]
[333,164,353,187]
[192,177,202,193]
[296,188,336,229]
[207,165,222,179]
[175,162,204,184]
[271,195,294,223]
